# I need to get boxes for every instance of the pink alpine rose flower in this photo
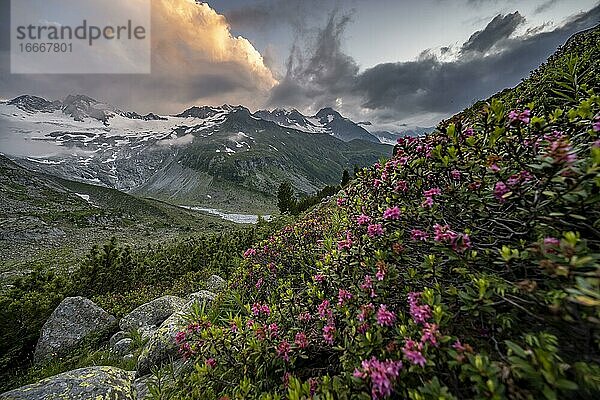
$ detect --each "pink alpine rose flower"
[546,135,577,166]
[357,214,371,226]
[433,224,457,242]
[294,332,308,349]
[367,224,384,238]
[421,196,434,208]
[395,180,408,192]
[494,181,510,202]
[408,292,432,324]
[317,299,332,320]
[358,303,375,322]
[402,340,426,367]
[276,340,291,362]
[452,234,472,253]
[353,357,403,399]
[323,324,336,345]
[338,289,353,306]
[376,265,386,281]
[298,311,312,322]
[268,323,279,338]
[383,206,401,220]
[205,358,217,368]
[421,323,439,346]
[423,188,441,197]
[338,231,354,251]
[376,304,397,327]
[452,339,466,352]
[411,229,428,241]
[508,109,531,124]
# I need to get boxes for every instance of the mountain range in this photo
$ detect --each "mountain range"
[0,95,395,212]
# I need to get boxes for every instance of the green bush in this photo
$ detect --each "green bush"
[0,218,285,391]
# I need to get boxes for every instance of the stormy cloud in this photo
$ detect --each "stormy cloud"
[0,0,597,127]
[268,4,600,126]
[224,0,339,33]
[461,12,525,54]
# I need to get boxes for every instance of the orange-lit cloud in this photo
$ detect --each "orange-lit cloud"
[0,0,278,113]
[153,0,277,91]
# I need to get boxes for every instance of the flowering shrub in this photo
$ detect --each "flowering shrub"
[168,28,600,399]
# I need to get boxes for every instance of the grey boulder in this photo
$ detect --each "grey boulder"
[205,275,226,292]
[136,294,215,375]
[119,296,185,331]
[112,338,134,356]
[0,366,135,400]
[138,325,158,342]
[109,331,127,347]
[119,296,186,332]
[187,290,216,304]
[34,297,117,363]
[133,375,151,400]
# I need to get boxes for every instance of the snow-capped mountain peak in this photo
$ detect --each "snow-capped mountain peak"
[5,94,384,143]
[7,95,62,113]
[254,107,380,143]
[6,94,168,125]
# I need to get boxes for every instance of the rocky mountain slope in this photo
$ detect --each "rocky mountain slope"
[0,97,390,212]
[254,107,381,142]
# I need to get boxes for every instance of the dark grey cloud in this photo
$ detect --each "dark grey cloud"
[268,4,600,125]
[534,0,561,14]
[358,6,599,119]
[269,10,359,109]
[224,0,339,33]
[461,12,525,53]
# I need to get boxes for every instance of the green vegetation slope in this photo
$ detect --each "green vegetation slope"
[161,25,600,399]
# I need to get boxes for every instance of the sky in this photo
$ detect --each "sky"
[0,0,598,130]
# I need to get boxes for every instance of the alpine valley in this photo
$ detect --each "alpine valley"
[1,3,598,400]
[0,95,397,213]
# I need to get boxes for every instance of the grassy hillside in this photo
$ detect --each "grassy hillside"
[155,26,600,399]
[0,155,234,279]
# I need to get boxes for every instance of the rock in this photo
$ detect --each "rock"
[135,311,185,376]
[187,290,216,304]
[138,325,157,342]
[112,338,134,356]
[136,296,214,375]
[34,297,117,363]
[0,366,135,400]
[205,275,226,292]
[119,296,186,332]
[110,331,127,347]
[133,375,150,400]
